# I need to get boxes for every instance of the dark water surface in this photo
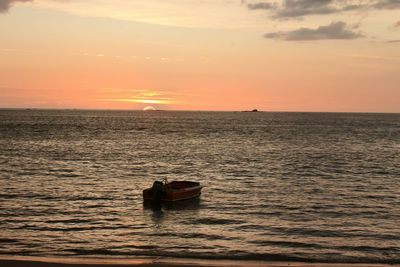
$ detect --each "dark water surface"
[1,110,399,264]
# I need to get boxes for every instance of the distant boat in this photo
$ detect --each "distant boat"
[143,179,202,202]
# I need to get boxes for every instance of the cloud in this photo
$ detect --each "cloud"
[264,21,363,41]
[247,0,400,19]
[0,0,32,13]
[339,53,399,61]
[247,0,365,18]
[389,20,400,31]
[102,89,183,105]
[247,2,274,10]
[373,0,400,10]
[276,0,338,18]
[29,0,268,29]
[245,1,399,41]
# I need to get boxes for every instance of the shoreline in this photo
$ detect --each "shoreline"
[0,256,397,267]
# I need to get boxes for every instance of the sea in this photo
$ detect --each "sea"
[0,109,399,264]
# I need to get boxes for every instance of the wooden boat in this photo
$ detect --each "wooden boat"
[143,179,202,202]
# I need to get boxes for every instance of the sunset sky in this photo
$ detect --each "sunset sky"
[0,0,399,112]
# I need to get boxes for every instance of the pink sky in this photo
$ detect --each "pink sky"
[0,0,399,112]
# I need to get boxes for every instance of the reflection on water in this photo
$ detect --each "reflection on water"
[1,110,400,264]
[144,198,202,211]
[148,203,164,224]
[143,198,202,224]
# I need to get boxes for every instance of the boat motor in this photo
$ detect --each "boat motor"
[151,181,164,201]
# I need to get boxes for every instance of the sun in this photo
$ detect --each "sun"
[143,106,156,111]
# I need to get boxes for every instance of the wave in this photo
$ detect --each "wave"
[186,217,245,225]
[146,232,240,241]
[31,249,400,264]
[0,238,19,244]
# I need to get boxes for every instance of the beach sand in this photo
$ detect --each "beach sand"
[0,256,397,267]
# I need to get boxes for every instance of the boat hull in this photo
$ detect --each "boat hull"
[143,181,202,202]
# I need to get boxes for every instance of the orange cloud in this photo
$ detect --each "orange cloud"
[114,99,176,104]
[101,89,183,105]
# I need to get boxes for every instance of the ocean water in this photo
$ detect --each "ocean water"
[0,109,399,264]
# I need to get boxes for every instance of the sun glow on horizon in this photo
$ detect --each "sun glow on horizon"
[114,99,175,104]
[98,89,182,106]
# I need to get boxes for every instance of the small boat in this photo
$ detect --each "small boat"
[143,179,202,202]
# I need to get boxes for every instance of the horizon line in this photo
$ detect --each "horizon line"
[0,107,399,115]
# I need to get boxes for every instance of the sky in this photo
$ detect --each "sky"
[0,0,399,112]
